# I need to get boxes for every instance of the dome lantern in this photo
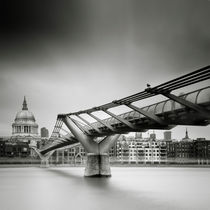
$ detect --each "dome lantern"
[22,96,28,110]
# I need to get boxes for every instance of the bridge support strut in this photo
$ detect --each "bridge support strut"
[63,116,121,177]
[32,147,54,168]
[40,159,50,168]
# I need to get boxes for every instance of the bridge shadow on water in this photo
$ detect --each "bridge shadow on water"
[43,167,175,210]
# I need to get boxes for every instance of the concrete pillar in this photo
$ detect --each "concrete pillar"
[63,116,121,177]
[83,134,120,177]
[67,149,69,164]
[85,153,111,177]
[40,159,50,168]
[62,150,64,165]
[56,150,59,163]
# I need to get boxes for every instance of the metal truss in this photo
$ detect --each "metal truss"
[44,65,210,150]
[39,116,79,155]
[64,65,209,114]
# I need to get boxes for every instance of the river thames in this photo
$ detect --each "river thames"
[0,167,210,210]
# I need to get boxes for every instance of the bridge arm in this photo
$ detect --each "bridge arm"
[75,114,103,134]
[70,117,92,135]
[60,127,73,134]
[41,141,80,155]
[88,113,116,132]
[102,109,136,129]
[125,103,167,125]
[63,116,98,153]
[99,134,121,154]
[31,147,54,160]
[163,92,210,119]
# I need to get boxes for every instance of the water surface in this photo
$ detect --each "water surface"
[0,167,209,210]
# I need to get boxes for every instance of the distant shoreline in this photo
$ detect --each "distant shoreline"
[1,157,210,168]
[0,164,210,168]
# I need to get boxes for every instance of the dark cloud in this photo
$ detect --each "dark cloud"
[0,0,87,37]
[0,0,89,64]
[130,0,210,71]
[1,0,209,70]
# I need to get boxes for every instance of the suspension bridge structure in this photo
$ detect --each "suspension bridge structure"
[35,65,210,176]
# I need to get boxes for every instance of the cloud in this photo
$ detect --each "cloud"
[0,0,209,138]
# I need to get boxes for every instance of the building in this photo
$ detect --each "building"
[167,129,194,163]
[4,141,30,157]
[44,130,210,165]
[0,140,6,157]
[164,131,172,141]
[167,141,194,159]
[109,133,167,164]
[12,96,39,138]
[0,97,41,158]
[182,128,191,141]
[150,132,156,140]
[51,144,86,165]
[41,127,49,138]
[137,139,167,163]
[135,132,142,139]
[193,138,210,162]
[116,136,130,163]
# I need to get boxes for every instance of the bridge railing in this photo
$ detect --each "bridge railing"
[40,66,210,153]
[82,86,210,131]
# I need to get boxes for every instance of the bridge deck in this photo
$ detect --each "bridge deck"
[41,66,210,154]
[81,87,210,136]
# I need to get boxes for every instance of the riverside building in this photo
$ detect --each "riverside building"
[12,97,39,139]
[0,97,41,158]
[41,131,210,165]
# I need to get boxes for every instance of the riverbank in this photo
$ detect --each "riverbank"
[0,163,210,168]
[1,157,210,168]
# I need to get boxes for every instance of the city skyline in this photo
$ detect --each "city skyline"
[1,94,209,140]
[0,0,209,139]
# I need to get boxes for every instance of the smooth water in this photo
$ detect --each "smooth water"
[0,167,210,210]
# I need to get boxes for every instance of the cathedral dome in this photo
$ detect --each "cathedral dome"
[15,110,36,122]
[12,97,38,136]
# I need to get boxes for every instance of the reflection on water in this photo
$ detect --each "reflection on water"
[0,167,210,210]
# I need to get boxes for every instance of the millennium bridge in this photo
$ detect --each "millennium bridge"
[35,65,210,176]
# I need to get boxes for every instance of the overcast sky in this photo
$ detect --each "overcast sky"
[0,0,209,139]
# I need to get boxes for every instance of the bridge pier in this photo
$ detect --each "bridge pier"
[85,153,111,177]
[63,116,121,177]
[31,147,53,168]
[40,159,50,168]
